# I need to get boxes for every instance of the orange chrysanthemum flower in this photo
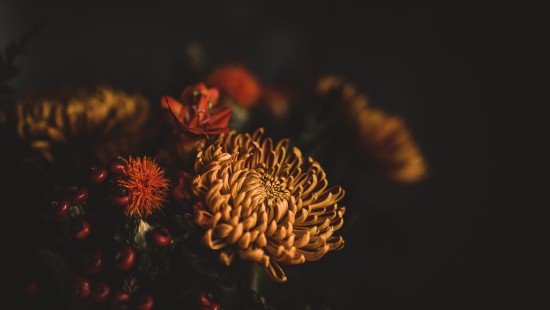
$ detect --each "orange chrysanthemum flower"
[118,156,170,217]
[182,128,345,282]
[206,65,261,108]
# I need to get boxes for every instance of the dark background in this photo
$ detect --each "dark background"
[1,1,548,309]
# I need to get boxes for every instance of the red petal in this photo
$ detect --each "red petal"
[206,88,219,106]
[207,107,232,130]
[183,126,208,137]
[196,97,211,119]
[161,96,187,125]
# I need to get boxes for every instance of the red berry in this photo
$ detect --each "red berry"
[51,198,71,217]
[23,280,40,297]
[150,227,171,247]
[74,221,91,239]
[82,250,104,276]
[91,282,110,302]
[113,195,130,206]
[69,187,89,205]
[111,291,131,309]
[135,293,154,310]
[210,302,222,310]
[114,245,136,271]
[198,291,213,306]
[71,276,91,299]
[109,160,126,175]
[90,166,108,184]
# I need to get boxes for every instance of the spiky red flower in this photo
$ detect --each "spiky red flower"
[117,157,169,217]
[206,65,261,108]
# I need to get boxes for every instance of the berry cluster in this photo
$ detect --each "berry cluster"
[39,158,177,309]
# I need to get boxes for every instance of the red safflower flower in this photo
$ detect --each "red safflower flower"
[117,156,170,217]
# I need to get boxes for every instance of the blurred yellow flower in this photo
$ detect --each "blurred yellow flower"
[4,86,149,162]
[317,76,427,183]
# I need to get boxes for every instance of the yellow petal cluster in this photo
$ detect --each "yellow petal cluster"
[191,128,345,282]
[317,76,427,183]
[356,108,427,182]
[3,86,149,162]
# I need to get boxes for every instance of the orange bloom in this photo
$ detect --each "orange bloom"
[118,156,170,217]
[185,129,345,282]
[206,65,261,108]
[161,83,232,138]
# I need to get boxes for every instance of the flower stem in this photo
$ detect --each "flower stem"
[249,263,261,293]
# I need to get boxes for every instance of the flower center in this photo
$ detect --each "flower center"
[259,175,286,201]
[249,168,290,208]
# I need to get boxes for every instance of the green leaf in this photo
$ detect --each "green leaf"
[38,248,73,286]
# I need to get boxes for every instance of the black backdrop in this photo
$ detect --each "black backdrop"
[0,1,547,309]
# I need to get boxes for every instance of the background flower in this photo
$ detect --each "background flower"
[206,64,261,109]
[1,86,150,163]
[316,75,427,183]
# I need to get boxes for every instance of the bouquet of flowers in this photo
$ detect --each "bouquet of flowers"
[0,29,427,310]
